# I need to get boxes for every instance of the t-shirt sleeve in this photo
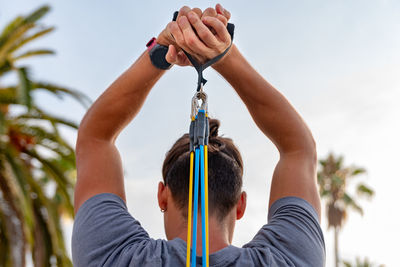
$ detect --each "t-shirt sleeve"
[71,193,151,267]
[243,197,326,267]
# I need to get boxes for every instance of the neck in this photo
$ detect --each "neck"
[176,215,231,256]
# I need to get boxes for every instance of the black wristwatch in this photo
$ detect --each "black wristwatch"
[146,37,171,70]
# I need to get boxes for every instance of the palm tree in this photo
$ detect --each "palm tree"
[318,153,374,267]
[343,257,385,267]
[0,5,90,267]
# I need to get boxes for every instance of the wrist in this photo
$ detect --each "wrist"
[212,44,238,72]
[156,32,172,47]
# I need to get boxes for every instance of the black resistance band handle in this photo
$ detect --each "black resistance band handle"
[172,11,235,91]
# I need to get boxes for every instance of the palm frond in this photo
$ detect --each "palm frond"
[23,149,74,216]
[24,5,50,24]
[16,67,33,109]
[343,193,363,215]
[351,168,366,176]
[0,22,35,64]
[356,183,374,198]
[0,16,24,42]
[16,107,79,129]
[0,110,6,135]
[32,82,92,108]
[13,49,54,61]
[10,122,74,153]
[0,58,12,76]
[9,27,55,55]
[0,86,18,104]
[0,5,51,65]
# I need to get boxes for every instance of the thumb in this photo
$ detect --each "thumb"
[165,45,177,64]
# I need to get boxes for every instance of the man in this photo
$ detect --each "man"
[72,4,325,266]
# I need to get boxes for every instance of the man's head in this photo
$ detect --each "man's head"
[157,118,246,241]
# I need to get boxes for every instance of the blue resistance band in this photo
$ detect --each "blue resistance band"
[200,144,207,266]
[191,147,200,267]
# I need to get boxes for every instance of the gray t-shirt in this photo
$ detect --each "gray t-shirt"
[72,193,325,266]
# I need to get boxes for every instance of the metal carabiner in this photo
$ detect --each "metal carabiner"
[191,85,208,119]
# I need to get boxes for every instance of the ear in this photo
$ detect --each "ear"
[157,181,168,211]
[236,191,247,220]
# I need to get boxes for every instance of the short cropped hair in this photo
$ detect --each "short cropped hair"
[162,119,243,221]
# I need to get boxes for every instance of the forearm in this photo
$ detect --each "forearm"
[213,45,315,155]
[78,50,166,143]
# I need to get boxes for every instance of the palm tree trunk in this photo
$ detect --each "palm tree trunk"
[334,226,339,267]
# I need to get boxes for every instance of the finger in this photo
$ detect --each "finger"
[202,7,217,19]
[165,45,177,64]
[163,22,177,44]
[215,3,231,20]
[202,16,230,43]
[187,11,218,47]
[201,7,218,35]
[170,21,197,55]
[178,16,210,55]
[216,14,228,27]
[177,6,191,19]
[192,8,202,18]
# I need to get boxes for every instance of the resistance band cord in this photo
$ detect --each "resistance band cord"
[170,10,235,267]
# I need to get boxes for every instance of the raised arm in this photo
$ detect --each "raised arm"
[213,46,320,219]
[73,50,166,213]
[169,11,321,219]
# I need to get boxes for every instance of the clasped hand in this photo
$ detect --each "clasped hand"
[157,4,232,66]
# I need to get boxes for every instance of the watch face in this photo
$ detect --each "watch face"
[151,44,171,69]
[152,44,168,57]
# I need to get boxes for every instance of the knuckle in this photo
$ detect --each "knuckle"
[166,22,173,31]
[192,8,202,17]
[176,36,184,46]
[218,15,228,25]
[173,33,183,44]
[204,7,216,15]
[180,6,190,12]
[197,28,208,39]
[217,46,224,54]
[187,36,196,46]
[225,10,231,20]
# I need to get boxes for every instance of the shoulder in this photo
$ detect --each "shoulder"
[72,193,150,266]
[243,197,325,267]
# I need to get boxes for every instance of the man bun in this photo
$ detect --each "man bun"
[209,118,220,138]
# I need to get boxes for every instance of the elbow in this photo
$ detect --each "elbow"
[308,134,317,162]
[76,117,114,151]
[303,133,317,165]
[282,133,317,165]
[75,125,88,155]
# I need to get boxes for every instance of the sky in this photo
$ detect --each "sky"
[1,0,400,266]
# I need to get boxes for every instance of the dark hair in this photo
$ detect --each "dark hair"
[162,118,243,221]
